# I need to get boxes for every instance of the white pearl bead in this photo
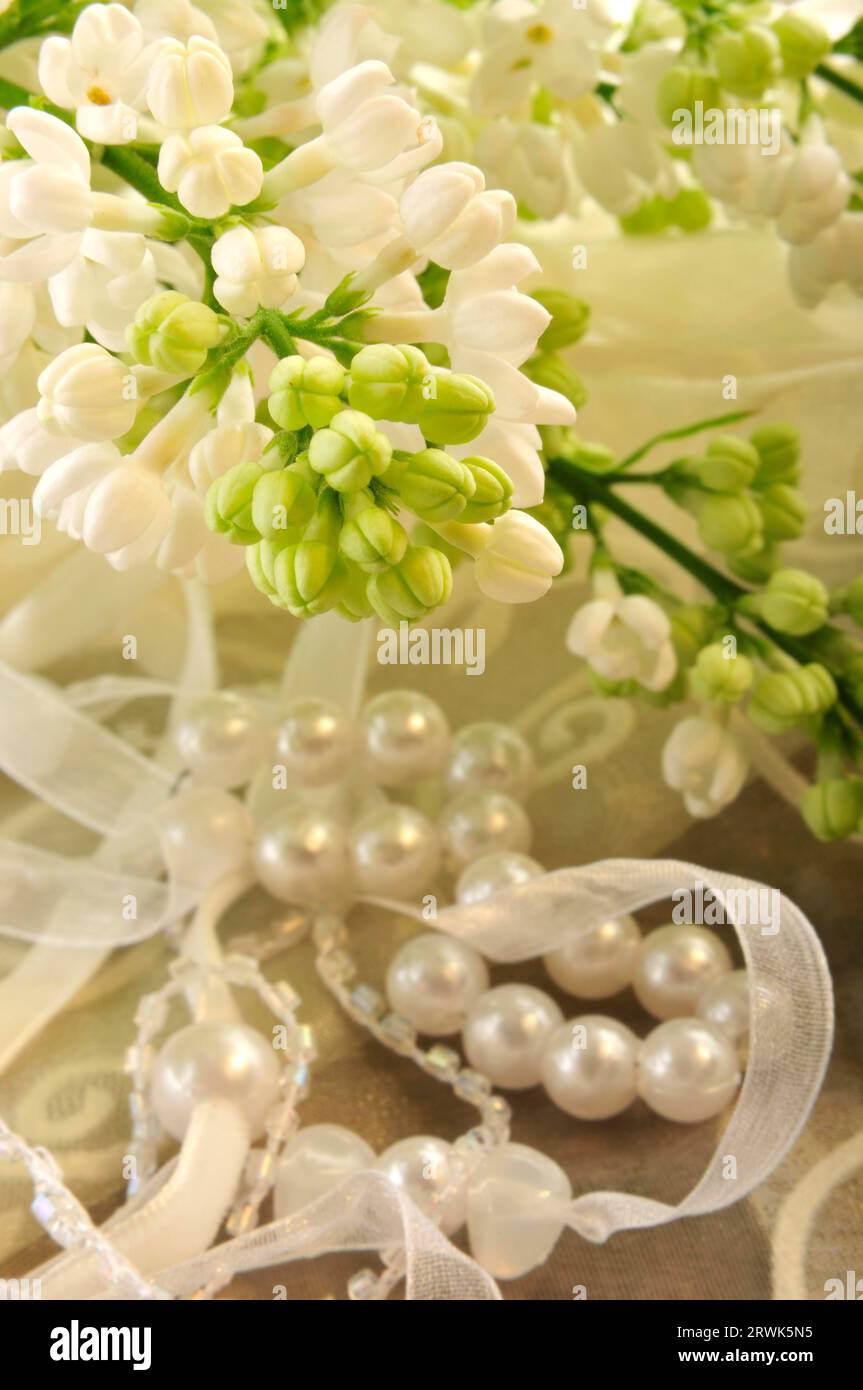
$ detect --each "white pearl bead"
[274,1124,375,1219]
[158,788,252,891]
[375,1135,465,1235]
[255,807,350,908]
[150,1021,281,1142]
[349,804,441,900]
[455,850,544,906]
[440,791,532,872]
[463,984,563,1090]
[632,924,732,1020]
[697,969,750,1044]
[541,1015,639,1119]
[467,1142,571,1279]
[173,694,273,789]
[446,722,535,801]
[275,697,355,788]
[543,915,641,999]
[386,933,489,1036]
[637,1017,741,1123]
[360,690,450,787]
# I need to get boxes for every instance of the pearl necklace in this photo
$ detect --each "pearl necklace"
[150,690,748,1294]
[14,689,750,1299]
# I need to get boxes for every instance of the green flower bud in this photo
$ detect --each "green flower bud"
[522,353,586,411]
[750,424,800,487]
[841,576,863,627]
[272,541,347,617]
[251,466,317,540]
[416,372,495,446]
[745,568,829,636]
[337,562,376,622]
[459,456,514,524]
[127,291,225,374]
[683,435,760,492]
[749,663,836,733]
[800,778,863,842]
[705,435,760,491]
[689,642,754,703]
[656,66,722,127]
[531,289,590,351]
[670,604,717,667]
[308,409,393,492]
[347,344,430,421]
[697,492,764,555]
[757,484,807,541]
[772,12,831,80]
[712,25,782,98]
[565,436,616,474]
[268,355,346,431]
[205,460,268,544]
[269,491,346,617]
[339,505,408,572]
[392,447,475,522]
[667,188,712,233]
[726,543,779,585]
[367,545,453,624]
[620,196,671,236]
[246,540,277,599]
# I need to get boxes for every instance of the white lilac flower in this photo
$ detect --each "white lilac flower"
[398,163,516,271]
[38,2,153,145]
[788,212,863,307]
[576,120,679,217]
[146,34,234,128]
[474,119,577,220]
[211,225,305,315]
[472,0,610,117]
[661,715,749,819]
[473,508,565,603]
[47,229,156,351]
[0,109,183,283]
[37,343,137,442]
[566,570,677,692]
[158,125,263,217]
[262,61,441,200]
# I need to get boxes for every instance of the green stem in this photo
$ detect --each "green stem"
[259,309,298,358]
[815,62,863,107]
[615,410,754,471]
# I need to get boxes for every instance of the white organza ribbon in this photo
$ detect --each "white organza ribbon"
[97,860,829,1300]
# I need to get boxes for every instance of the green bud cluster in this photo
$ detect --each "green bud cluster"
[671,425,805,564]
[202,343,521,624]
[741,568,829,637]
[127,291,226,374]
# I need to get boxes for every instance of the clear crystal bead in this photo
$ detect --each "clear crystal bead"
[319,948,356,983]
[124,1043,154,1075]
[294,1024,317,1063]
[454,1068,492,1103]
[245,1150,276,1186]
[424,1044,460,1078]
[378,1013,417,1053]
[349,983,384,1019]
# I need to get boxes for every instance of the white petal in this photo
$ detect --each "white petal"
[7,107,90,182]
